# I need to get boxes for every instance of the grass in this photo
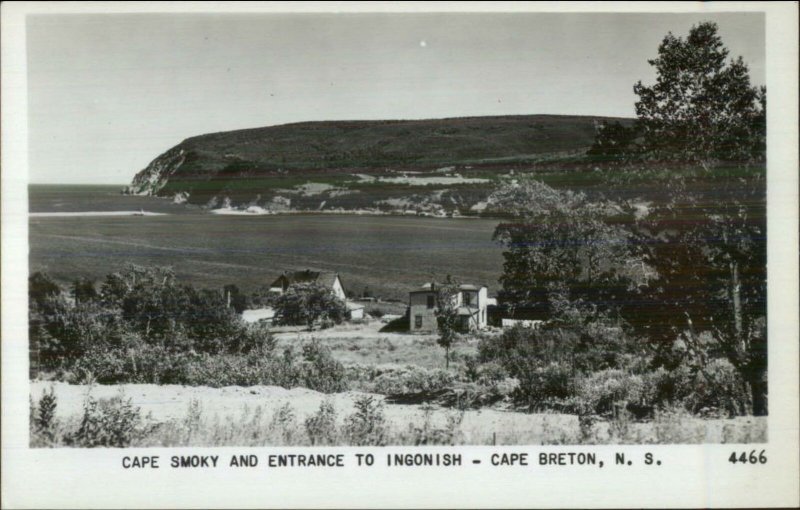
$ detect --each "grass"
[30,387,766,447]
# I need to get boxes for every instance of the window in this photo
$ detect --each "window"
[426,295,434,309]
[463,292,472,306]
[415,315,423,328]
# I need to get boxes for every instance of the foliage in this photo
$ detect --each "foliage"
[29,272,61,308]
[32,265,273,373]
[66,337,348,393]
[633,22,765,166]
[273,282,347,329]
[305,400,339,446]
[587,121,638,161]
[268,403,299,444]
[71,277,98,305]
[433,276,461,369]
[490,178,644,315]
[342,396,388,446]
[222,284,248,314]
[298,340,349,393]
[31,387,59,445]
[66,394,151,447]
[369,365,456,395]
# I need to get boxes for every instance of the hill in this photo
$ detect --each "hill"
[127,114,630,212]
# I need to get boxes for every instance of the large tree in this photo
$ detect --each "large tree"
[621,22,768,415]
[633,22,765,166]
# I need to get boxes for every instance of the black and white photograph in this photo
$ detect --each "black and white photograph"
[2,2,798,508]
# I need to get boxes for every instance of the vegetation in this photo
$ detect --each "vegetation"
[128,114,623,203]
[273,282,347,330]
[30,389,765,448]
[28,21,768,448]
[29,266,348,392]
[488,22,767,417]
[433,276,461,370]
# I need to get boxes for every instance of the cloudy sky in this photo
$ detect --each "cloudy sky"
[27,12,765,184]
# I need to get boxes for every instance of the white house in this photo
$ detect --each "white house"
[408,282,488,334]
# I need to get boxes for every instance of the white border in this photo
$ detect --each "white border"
[2,2,798,508]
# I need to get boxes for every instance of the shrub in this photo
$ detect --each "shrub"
[513,361,574,410]
[658,358,747,416]
[268,403,298,445]
[30,388,60,446]
[571,369,646,416]
[400,405,464,445]
[343,396,388,446]
[298,341,349,393]
[370,365,455,395]
[305,400,338,445]
[66,394,150,447]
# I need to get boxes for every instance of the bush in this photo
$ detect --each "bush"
[370,365,455,396]
[305,400,339,445]
[343,396,388,446]
[399,405,464,445]
[655,358,749,417]
[571,369,646,416]
[268,403,299,444]
[30,387,60,446]
[513,361,574,410]
[67,339,348,393]
[66,394,151,447]
[298,341,349,393]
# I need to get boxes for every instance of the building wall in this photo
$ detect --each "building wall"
[409,291,438,333]
[477,287,488,328]
[408,287,489,333]
[331,277,346,301]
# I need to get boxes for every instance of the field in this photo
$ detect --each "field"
[29,186,503,300]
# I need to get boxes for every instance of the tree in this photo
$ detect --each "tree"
[71,277,98,305]
[490,178,646,317]
[617,22,768,415]
[433,276,461,370]
[99,264,187,341]
[587,121,638,161]
[222,284,247,314]
[29,272,61,308]
[633,22,765,166]
[273,283,347,330]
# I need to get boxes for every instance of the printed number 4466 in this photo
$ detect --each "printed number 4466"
[729,450,767,464]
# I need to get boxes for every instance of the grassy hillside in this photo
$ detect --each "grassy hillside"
[130,114,632,207]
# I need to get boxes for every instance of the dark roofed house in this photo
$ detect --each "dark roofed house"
[269,269,347,301]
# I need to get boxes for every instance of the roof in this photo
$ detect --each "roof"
[271,270,339,289]
[409,282,436,294]
[456,306,478,316]
[409,282,487,294]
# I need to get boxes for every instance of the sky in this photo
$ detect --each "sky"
[26,12,765,184]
